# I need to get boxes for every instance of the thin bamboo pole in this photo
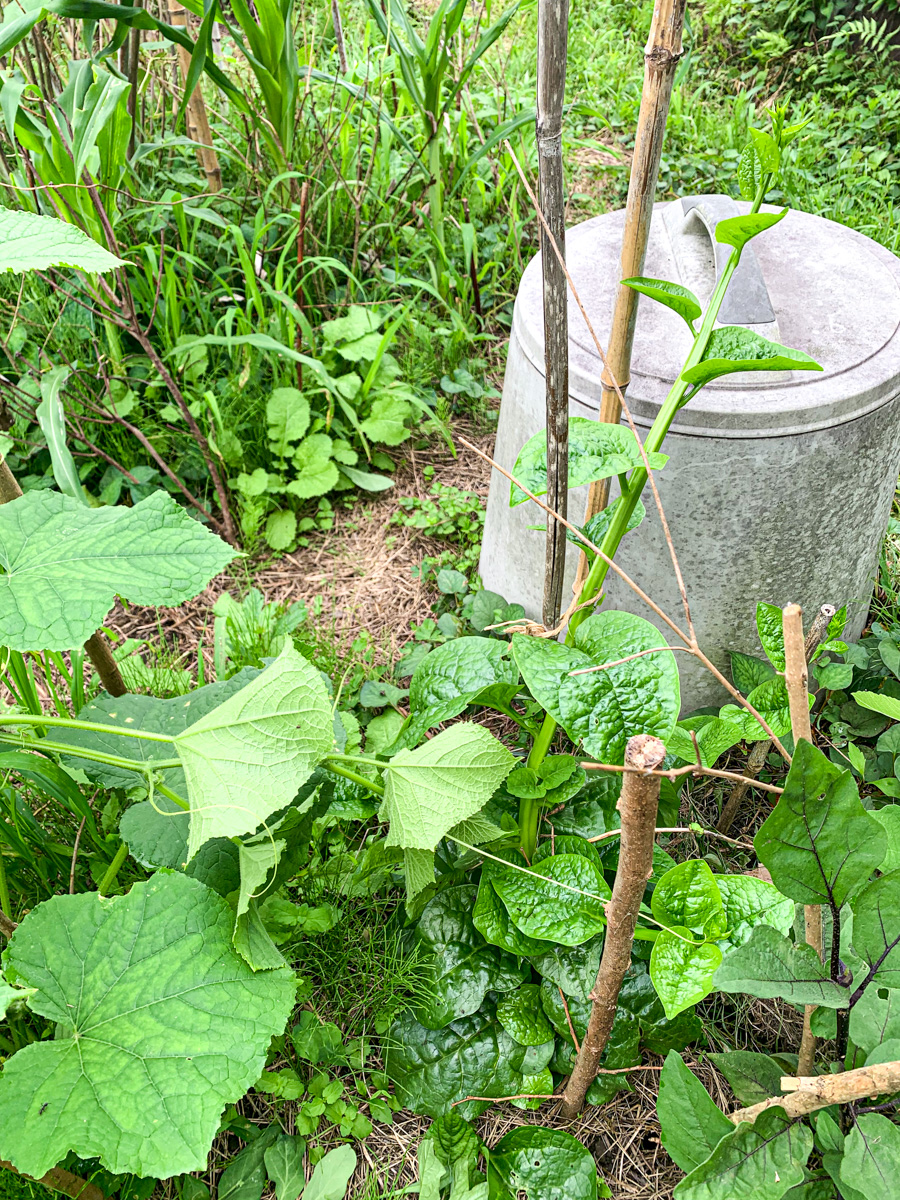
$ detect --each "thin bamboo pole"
[167,0,222,193]
[782,602,820,1077]
[536,0,570,627]
[573,0,687,593]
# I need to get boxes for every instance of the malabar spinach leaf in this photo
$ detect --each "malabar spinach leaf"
[487,1127,601,1200]
[510,417,666,506]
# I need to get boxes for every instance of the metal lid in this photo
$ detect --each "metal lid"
[513,197,900,437]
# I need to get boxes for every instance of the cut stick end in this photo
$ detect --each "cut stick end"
[625,734,667,772]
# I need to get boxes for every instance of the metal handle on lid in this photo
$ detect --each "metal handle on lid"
[670,193,776,327]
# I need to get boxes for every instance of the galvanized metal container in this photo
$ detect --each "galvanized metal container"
[479,195,900,710]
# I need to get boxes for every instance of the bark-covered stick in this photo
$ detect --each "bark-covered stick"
[728,1060,900,1125]
[560,734,666,1118]
[783,602,820,1077]
[536,0,570,628]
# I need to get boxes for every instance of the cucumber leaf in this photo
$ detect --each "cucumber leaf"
[0,490,237,651]
[0,873,296,1179]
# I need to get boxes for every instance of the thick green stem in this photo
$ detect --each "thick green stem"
[0,849,11,919]
[324,759,385,796]
[0,714,174,744]
[517,179,772,858]
[98,841,129,897]
[0,734,181,774]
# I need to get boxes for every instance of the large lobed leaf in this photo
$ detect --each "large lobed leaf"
[0,491,237,651]
[175,645,334,859]
[0,209,126,275]
[0,873,296,1179]
[380,722,514,851]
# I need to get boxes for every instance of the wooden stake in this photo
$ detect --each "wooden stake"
[536,0,570,628]
[783,602,820,1077]
[168,1,222,193]
[0,1159,105,1200]
[560,734,666,1117]
[573,0,686,593]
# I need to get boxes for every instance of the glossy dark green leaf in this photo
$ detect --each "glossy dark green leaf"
[755,740,886,906]
[384,1006,528,1117]
[474,852,554,956]
[510,417,666,506]
[675,1107,812,1200]
[708,1051,787,1106]
[622,276,702,329]
[681,326,822,388]
[730,650,776,695]
[714,925,849,1007]
[658,1052,734,1173]
[405,637,520,741]
[849,871,900,989]
[570,611,680,763]
[756,603,787,671]
[720,675,797,741]
[413,885,528,1029]
[427,1111,481,1177]
[840,1115,900,1198]
[530,936,603,1001]
[491,853,610,946]
[487,1127,600,1200]
[715,208,786,251]
[651,861,727,939]
[715,875,795,948]
[666,718,744,769]
[650,928,722,1018]
[495,983,554,1047]
[533,835,602,867]
[617,965,702,1054]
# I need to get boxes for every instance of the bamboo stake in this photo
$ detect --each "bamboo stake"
[0,461,127,697]
[168,0,222,193]
[573,0,687,593]
[783,602,820,1078]
[560,734,666,1117]
[729,1061,900,1125]
[536,0,570,627]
